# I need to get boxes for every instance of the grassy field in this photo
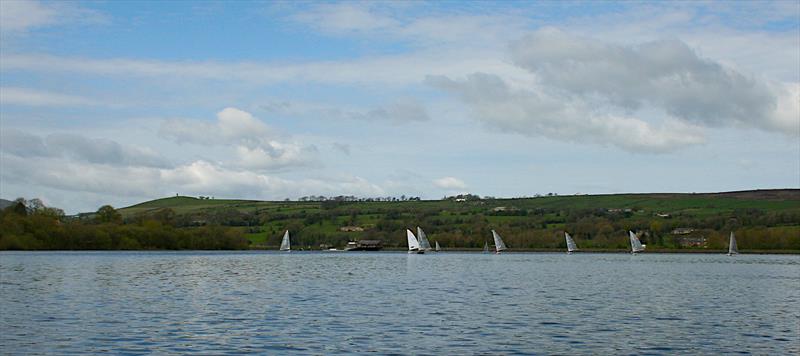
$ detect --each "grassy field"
[119,189,800,251]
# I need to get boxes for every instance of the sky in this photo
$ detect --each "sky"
[0,0,798,214]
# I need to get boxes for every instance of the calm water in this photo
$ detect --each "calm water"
[1,251,798,355]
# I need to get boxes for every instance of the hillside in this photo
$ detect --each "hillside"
[0,199,13,210]
[117,189,800,251]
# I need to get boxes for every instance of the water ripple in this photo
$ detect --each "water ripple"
[1,251,798,354]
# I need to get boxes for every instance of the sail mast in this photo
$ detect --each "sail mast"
[417,227,432,251]
[280,230,291,251]
[565,232,578,253]
[406,229,421,252]
[491,230,507,253]
[629,231,644,253]
[728,231,738,255]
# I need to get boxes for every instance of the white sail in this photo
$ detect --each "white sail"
[406,229,421,251]
[629,231,645,253]
[279,230,291,251]
[417,227,432,251]
[728,231,738,255]
[491,230,507,253]
[483,242,489,253]
[565,232,578,253]
[435,241,441,252]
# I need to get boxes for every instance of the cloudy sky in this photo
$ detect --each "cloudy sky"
[1,0,798,213]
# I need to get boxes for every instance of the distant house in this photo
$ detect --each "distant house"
[455,198,467,202]
[345,240,383,251]
[656,213,671,218]
[672,228,695,235]
[677,236,707,248]
[339,226,364,232]
[68,212,97,221]
[492,206,519,212]
[607,208,633,214]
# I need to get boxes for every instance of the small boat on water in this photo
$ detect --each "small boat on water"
[344,240,383,251]
[565,232,578,254]
[407,229,424,254]
[727,231,738,256]
[629,231,645,254]
[483,241,489,253]
[279,230,291,252]
[417,227,433,252]
[435,241,441,252]
[491,230,507,254]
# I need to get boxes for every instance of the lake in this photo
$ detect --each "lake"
[1,251,798,354]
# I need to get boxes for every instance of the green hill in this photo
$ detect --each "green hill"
[117,189,800,251]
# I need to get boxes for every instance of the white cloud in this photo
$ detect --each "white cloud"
[769,83,800,135]
[261,97,430,124]
[424,29,797,152]
[160,107,273,146]
[233,143,317,171]
[331,143,351,156]
[509,29,793,134]
[352,98,430,123]
[290,2,528,49]
[427,73,706,153]
[0,52,523,87]
[159,107,317,171]
[0,129,170,168]
[433,176,467,190]
[397,14,527,48]
[1,154,164,198]
[0,0,106,33]
[555,4,800,82]
[291,3,399,35]
[0,87,97,107]
[0,155,384,209]
[0,0,56,32]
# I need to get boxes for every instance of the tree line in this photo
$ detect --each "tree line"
[0,199,248,250]
[1,197,798,251]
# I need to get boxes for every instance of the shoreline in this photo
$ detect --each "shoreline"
[3,249,798,255]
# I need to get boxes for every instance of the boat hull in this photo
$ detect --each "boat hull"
[345,247,383,251]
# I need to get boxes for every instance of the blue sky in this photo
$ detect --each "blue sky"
[1,0,798,213]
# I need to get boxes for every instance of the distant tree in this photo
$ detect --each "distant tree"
[11,198,27,216]
[152,208,176,226]
[37,206,65,219]
[96,205,122,224]
[27,198,46,212]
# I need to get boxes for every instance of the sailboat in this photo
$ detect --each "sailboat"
[435,241,441,252]
[565,232,578,254]
[629,231,645,254]
[417,227,433,252]
[727,231,738,256]
[406,229,424,254]
[491,230,507,254]
[279,230,291,252]
[483,242,489,253]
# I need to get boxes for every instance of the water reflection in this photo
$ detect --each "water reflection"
[0,251,798,354]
